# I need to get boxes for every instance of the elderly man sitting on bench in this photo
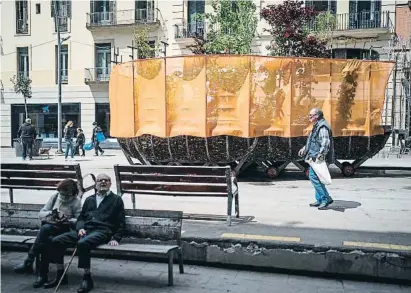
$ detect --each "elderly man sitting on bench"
[45,173,126,293]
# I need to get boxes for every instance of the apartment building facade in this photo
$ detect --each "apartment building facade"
[0,0,405,147]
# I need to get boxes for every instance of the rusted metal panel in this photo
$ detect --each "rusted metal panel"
[116,165,229,176]
[1,163,77,171]
[1,170,77,179]
[119,173,227,184]
[121,182,228,193]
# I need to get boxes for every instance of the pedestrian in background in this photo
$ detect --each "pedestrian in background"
[298,108,335,210]
[64,121,75,161]
[91,122,104,156]
[76,128,85,157]
[17,118,37,160]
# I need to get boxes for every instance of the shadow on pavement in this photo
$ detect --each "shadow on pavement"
[325,200,361,212]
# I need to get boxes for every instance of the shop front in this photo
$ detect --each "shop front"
[11,103,81,144]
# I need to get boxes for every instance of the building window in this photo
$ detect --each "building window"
[17,47,29,78]
[16,0,29,34]
[90,0,116,25]
[305,0,337,14]
[95,104,111,138]
[95,43,111,81]
[135,0,155,22]
[55,45,69,83]
[11,103,81,143]
[349,0,382,29]
[51,0,71,32]
[36,3,41,14]
[187,0,205,35]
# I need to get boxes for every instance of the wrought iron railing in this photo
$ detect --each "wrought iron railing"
[307,11,392,32]
[175,21,205,39]
[86,8,157,27]
[84,67,111,83]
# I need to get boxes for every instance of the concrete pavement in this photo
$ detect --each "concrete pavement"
[1,251,410,293]
[1,148,411,280]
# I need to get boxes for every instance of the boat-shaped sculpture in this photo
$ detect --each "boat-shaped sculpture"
[109,55,394,177]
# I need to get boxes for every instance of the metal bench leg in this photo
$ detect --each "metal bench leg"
[9,188,13,204]
[178,248,184,274]
[131,193,136,210]
[234,192,239,218]
[168,251,174,286]
[227,193,233,226]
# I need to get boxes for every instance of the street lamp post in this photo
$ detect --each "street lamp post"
[53,2,70,153]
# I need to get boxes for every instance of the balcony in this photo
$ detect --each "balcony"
[86,8,159,29]
[308,11,393,39]
[175,21,205,40]
[84,67,111,84]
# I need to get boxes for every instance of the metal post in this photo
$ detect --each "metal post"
[54,2,63,153]
[392,54,398,146]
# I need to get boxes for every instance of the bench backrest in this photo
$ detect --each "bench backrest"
[1,163,87,203]
[1,203,183,243]
[114,165,232,197]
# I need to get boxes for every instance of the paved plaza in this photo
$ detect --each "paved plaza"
[1,148,411,251]
[1,251,410,293]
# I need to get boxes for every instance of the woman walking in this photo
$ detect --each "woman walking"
[64,121,75,161]
[76,128,85,157]
[13,179,82,288]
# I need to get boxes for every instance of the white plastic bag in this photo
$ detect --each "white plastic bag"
[308,158,332,185]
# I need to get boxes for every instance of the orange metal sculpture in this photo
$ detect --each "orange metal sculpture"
[109,55,394,139]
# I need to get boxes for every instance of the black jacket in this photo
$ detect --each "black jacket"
[64,126,75,140]
[76,133,85,145]
[17,123,37,139]
[75,191,126,242]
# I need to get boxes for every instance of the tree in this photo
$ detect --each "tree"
[10,74,32,119]
[188,0,258,55]
[312,11,337,49]
[133,25,158,59]
[261,0,329,58]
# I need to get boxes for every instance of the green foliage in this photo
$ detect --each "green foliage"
[133,25,158,59]
[10,74,32,118]
[312,11,337,42]
[189,0,258,55]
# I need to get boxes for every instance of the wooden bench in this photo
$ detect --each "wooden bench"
[1,203,184,286]
[114,165,239,225]
[0,163,96,202]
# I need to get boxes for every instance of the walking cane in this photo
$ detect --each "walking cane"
[53,247,77,293]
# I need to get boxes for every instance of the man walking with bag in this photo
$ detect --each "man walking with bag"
[298,108,334,210]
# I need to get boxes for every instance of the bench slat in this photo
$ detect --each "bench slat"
[96,243,178,254]
[119,173,227,184]
[1,178,61,187]
[0,235,35,243]
[1,170,77,179]
[1,164,77,171]
[116,165,229,176]
[121,182,227,193]
[1,185,57,190]
[122,189,228,197]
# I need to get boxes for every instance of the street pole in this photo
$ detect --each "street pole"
[53,2,63,153]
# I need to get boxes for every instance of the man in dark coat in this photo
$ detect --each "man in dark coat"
[298,108,335,210]
[45,174,125,293]
[17,118,37,160]
[91,122,104,156]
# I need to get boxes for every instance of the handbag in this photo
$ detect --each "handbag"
[84,141,94,151]
[96,132,106,142]
[307,158,332,185]
[41,194,71,229]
